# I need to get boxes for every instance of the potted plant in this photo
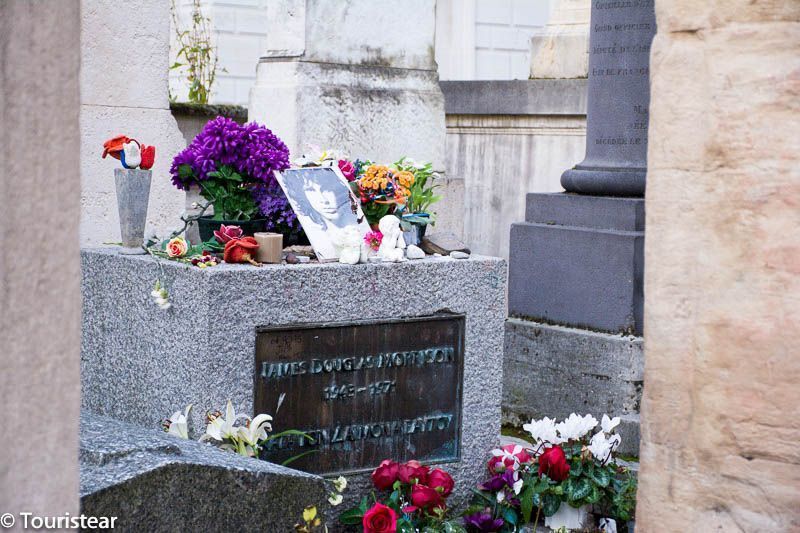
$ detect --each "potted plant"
[467,413,637,532]
[394,158,441,246]
[170,116,292,242]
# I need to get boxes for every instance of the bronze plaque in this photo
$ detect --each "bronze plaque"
[254,314,465,475]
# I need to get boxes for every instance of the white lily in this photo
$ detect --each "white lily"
[522,416,561,448]
[237,413,273,449]
[601,414,621,434]
[200,400,246,445]
[556,413,598,442]
[166,404,192,439]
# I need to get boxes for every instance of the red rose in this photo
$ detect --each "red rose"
[372,459,400,490]
[223,237,259,265]
[362,502,398,533]
[214,224,243,244]
[427,468,454,497]
[398,460,429,484]
[411,484,445,511]
[538,445,570,482]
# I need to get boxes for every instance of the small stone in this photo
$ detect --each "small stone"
[285,253,299,264]
[450,251,470,260]
[297,256,310,264]
[406,245,425,260]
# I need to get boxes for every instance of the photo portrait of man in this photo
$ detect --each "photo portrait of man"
[274,167,370,260]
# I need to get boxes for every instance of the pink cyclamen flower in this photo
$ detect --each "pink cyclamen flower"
[364,230,383,251]
[214,224,243,244]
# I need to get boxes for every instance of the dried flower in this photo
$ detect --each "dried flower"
[213,224,243,244]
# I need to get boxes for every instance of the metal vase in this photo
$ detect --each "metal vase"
[114,168,152,254]
[402,223,427,247]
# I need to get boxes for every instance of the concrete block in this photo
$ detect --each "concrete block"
[502,318,643,456]
[509,193,644,335]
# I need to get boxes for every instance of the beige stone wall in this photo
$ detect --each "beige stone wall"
[0,0,81,519]
[638,2,800,531]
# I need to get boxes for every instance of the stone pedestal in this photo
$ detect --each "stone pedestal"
[529,0,591,79]
[509,193,644,335]
[248,1,462,237]
[81,248,505,503]
[249,0,444,171]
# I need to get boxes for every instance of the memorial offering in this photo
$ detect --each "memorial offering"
[169,116,292,241]
[464,414,637,532]
[273,166,370,261]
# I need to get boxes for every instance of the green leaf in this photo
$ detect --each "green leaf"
[590,467,611,488]
[502,507,519,526]
[570,478,591,502]
[338,508,364,525]
[542,494,561,517]
[520,485,535,523]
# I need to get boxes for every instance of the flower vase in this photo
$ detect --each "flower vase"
[402,223,427,247]
[115,168,152,255]
[545,504,591,531]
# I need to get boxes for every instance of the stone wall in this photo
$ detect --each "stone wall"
[442,80,586,257]
[0,0,81,517]
[81,0,186,246]
[637,2,800,530]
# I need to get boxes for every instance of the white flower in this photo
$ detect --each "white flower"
[332,476,347,492]
[511,472,523,495]
[588,431,622,461]
[556,413,598,442]
[522,416,561,447]
[236,413,273,448]
[200,400,246,444]
[491,444,525,470]
[328,493,343,506]
[601,414,621,434]
[166,404,192,439]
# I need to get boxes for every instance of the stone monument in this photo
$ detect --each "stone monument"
[248,0,461,237]
[504,2,656,455]
[81,249,506,502]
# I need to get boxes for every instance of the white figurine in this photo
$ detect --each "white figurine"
[121,141,142,169]
[334,226,364,265]
[377,215,406,262]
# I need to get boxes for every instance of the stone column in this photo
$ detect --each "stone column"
[0,0,81,518]
[530,0,591,79]
[560,3,656,196]
[638,2,800,530]
[504,3,657,455]
[248,0,462,235]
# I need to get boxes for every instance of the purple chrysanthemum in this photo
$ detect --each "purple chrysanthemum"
[169,116,290,190]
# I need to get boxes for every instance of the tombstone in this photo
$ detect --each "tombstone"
[504,1,656,455]
[80,248,506,501]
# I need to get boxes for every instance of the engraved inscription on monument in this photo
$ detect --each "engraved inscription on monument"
[255,314,465,475]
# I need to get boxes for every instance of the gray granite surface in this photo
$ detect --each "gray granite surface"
[81,247,507,507]
[80,411,327,532]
